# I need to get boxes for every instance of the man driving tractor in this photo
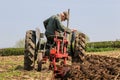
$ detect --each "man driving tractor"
[43,11,71,45]
[24,10,86,77]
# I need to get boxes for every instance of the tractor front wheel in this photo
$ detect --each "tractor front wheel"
[37,52,43,71]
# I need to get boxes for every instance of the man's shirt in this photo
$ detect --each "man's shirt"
[43,14,71,36]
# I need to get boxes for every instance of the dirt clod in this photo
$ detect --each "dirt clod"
[65,55,120,80]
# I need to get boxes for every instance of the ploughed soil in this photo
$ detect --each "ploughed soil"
[64,54,120,80]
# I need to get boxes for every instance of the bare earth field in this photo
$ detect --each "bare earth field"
[0,50,120,80]
[86,50,120,58]
[0,56,53,80]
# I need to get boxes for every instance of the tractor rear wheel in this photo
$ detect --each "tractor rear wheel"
[71,32,86,63]
[24,30,36,70]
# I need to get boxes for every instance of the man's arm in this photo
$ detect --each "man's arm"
[55,17,71,33]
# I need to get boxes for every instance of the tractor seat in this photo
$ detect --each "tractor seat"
[55,35,64,40]
[48,35,64,40]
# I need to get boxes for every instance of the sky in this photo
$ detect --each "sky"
[0,0,120,48]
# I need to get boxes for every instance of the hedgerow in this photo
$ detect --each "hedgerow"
[86,41,120,48]
[86,41,120,52]
[0,48,24,56]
